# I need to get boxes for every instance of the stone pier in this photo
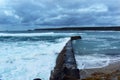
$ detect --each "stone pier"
[50,36,81,80]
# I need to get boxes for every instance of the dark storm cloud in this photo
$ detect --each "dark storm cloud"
[0,0,120,30]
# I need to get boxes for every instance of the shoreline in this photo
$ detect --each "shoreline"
[34,27,120,31]
[80,60,120,80]
[1,26,120,32]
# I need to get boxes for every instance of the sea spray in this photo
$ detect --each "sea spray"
[0,33,70,80]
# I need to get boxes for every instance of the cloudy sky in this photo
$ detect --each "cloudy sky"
[0,0,120,30]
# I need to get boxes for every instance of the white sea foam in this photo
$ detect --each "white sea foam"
[109,56,120,63]
[0,37,70,80]
[0,32,55,37]
[76,55,120,70]
[75,54,110,69]
[0,32,85,37]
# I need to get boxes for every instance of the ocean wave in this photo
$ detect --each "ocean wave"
[0,32,55,37]
[75,54,110,69]
[0,37,70,80]
[76,54,120,69]
[0,32,85,37]
[0,32,75,42]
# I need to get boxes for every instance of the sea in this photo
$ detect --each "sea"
[0,31,120,80]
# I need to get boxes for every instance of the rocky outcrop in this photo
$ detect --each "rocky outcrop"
[50,36,81,80]
[33,78,41,80]
[71,36,82,40]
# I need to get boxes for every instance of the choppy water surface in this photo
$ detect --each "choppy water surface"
[0,32,71,80]
[73,31,120,69]
[0,31,120,80]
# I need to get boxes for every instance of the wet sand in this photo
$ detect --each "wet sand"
[80,61,120,80]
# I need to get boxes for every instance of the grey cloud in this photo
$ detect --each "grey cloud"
[0,0,120,30]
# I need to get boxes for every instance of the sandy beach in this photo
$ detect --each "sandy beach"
[80,61,120,80]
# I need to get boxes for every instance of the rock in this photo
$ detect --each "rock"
[50,38,80,80]
[33,78,41,80]
[71,36,82,40]
[63,75,78,80]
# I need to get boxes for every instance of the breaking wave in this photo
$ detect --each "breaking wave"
[0,32,70,80]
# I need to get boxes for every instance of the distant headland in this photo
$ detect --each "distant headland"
[33,26,120,31]
[1,26,120,32]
